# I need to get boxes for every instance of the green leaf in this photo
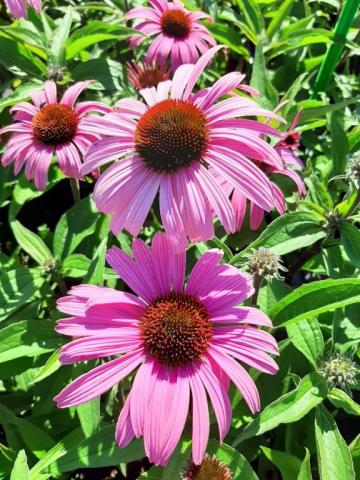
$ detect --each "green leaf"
[297,448,313,480]
[0,320,63,364]
[0,268,45,322]
[330,111,349,175]
[30,428,85,479]
[48,7,73,66]
[299,98,358,124]
[207,440,260,479]
[328,388,360,416]
[350,435,360,479]
[207,24,250,58]
[0,443,16,475]
[140,439,192,479]
[250,39,278,109]
[66,23,135,59]
[0,80,43,113]
[0,37,46,77]
[9,168,64,220]
[286,318,324,368]
[77,397,101,438]
[233,373,328,445]
[236,0,264,37]
[315,404,355,479]
[11,220,54,266]
[53,196,99,259]
[266,0,295,40]
[10,450,29,480]
[32,350,61,384]
[52,425,145,474]
[230,212,325,265]
[260,446,302,479]
[270,278,360,327]
[0,403,55,459]
[83,236,107,285]
[340,222,360,269]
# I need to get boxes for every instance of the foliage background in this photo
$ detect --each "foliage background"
[0,0,359,479]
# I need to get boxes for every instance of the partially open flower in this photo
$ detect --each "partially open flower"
[246,247,286,280]
[183,455,232,480]
[127,61,170,90]
[231,110,306,232]
[321,353,358,391]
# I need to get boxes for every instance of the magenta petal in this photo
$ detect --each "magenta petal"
[54,349,144,408]
[116,394,135,448]
[59,333,141,364]
[189,368,209,465]
[197,359,231,441]
[208,346,260,414]
[144,366,190,466]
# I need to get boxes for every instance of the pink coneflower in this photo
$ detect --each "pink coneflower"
[126,0,216,71]
[81,46,284,249]
[54,234,278,466]
[0,80,110,190]
[127,61,170,90]
[231,110,306,231]
[4,0,41,18]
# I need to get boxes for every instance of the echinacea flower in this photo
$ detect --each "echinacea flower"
[4,0,41,18]
[127,61,170,90]
[81,46,284,249]
[54,234,278,466]
[231,110,306,231]
[0,81,110,190]
[126,0,216,71]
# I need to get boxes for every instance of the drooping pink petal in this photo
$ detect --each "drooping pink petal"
[189,367,210,465]
[116,393,135,448]
[197,358,231,441]
[54,349,144,408]
[208,346,260,413]
[144,366,190,466]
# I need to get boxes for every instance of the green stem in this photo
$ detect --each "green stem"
[69,178,81,203]
[312,0,360,97]
[251,272,264,306]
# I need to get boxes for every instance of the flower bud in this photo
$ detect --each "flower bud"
[321,353,358,391]
[246,247,286,280]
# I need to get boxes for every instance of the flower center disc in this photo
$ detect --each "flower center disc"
[138,68,167,89]
[32,104,78,145]
[140,291,212,367]
[184,455,233,480]
[161,9,191,39]
[135,99,209,173]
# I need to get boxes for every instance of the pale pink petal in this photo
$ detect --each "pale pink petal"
[44,81,57,104]
[61,81,93,107]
